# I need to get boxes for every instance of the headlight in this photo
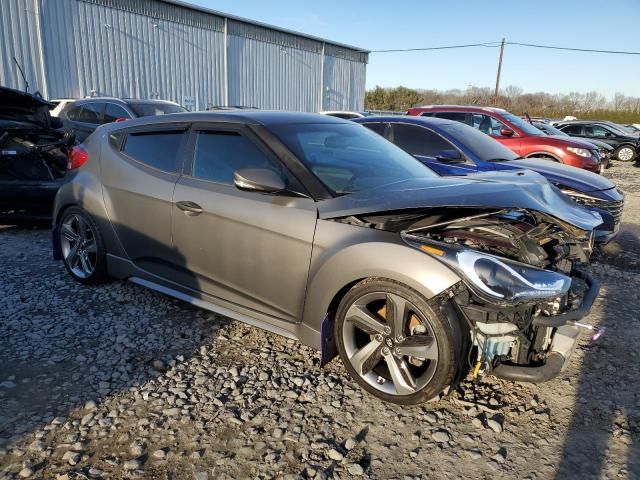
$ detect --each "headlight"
[567,147,591,158]
[404,237,572,303]
[558,187,602,206]
[455,250,571,301]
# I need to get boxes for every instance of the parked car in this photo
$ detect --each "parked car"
[59,98,186,142]
[406,106,603,172]
[53,112,602,404]
[531,121,613,171]
[48,98,76,117]
[0,86,72,219]
[354,116,623,244]
[555,120,640,162]
[320,111,374,119]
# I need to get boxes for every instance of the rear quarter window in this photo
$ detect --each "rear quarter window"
[122,131,184,173]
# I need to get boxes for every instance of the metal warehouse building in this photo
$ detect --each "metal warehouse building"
[0,0,369,111]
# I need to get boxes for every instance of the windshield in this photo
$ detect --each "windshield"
[270,123,436,196]
[534,123,568,136]
[501,112,545,136]
[439,122,519,162]
[127,101,186,117]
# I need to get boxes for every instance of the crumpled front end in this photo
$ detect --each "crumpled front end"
[333,204,601,383]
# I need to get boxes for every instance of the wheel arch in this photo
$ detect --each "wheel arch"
[302,239,462,364]
[525,151,562,162]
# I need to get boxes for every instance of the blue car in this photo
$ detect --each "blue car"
[353,116,623,244]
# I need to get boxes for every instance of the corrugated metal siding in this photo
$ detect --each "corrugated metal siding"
[0,0,45,94]
[227,33,321,111]
[1,0,367,112]
[40,0,225,109]
[322,55,366,111]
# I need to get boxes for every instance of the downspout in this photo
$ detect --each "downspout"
[318,42,325,112]
[223,17,229,106]
[33,0,49,99]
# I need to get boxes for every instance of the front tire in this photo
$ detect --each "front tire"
[59,207,108,284]
[335,278,463,405]
[614,145,635,162]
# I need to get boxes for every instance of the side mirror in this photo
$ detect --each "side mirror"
[50,117,63,129]
[436,149,464,163]
[234,168,285,193]
[499,127,514,137]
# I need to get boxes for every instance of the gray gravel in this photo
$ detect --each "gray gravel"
[1,162,640,479]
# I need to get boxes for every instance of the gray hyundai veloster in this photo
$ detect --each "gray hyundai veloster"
[53,112,602,404]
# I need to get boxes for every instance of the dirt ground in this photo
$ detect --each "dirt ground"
[0,162,639,480]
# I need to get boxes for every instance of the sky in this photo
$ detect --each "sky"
[187,0,640,98]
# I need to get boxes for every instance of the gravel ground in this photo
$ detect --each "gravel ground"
[1,162,639,480]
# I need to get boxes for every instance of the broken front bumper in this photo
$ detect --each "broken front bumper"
[491,271,600,383]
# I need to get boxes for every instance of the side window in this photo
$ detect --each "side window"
[435,112,468,124]
[66,106,82,121]
[393,125,454,157]
[559,124,582,135]
[103,103,131,123]
[419,112,434,117]
[585,125,611,138]
[192,131,282,185]
[77,103,104,124]
[122,130,184,173]
[362,123,386,136]
[472,114,508,136]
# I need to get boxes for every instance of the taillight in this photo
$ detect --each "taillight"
[68,145,89,170]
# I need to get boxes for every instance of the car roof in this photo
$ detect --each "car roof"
[72,97,180,106]
[104,111,351,129]
[354,115,456,128]
[410,105,508,113]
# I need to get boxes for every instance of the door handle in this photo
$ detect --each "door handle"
[176,201,203,216]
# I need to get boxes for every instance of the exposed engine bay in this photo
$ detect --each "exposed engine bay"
[333,206,598,382]
[0,127,68,181]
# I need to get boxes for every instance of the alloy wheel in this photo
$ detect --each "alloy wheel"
[60,214,98,279]
[341,292,439,396]
[617,147,635,162]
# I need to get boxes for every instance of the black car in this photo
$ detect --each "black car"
[532,121,613,169]
[555,121,640,162]
[0,86,71,220]
[59,98,186,142]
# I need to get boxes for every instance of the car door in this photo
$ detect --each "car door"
[67,102,104,142]
[171,124,317,323]
[100,124,189,278]
[471,113,523,154]
[584,124,619,149]
[390,124,477,176]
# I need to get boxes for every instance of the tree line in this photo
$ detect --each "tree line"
[364,85,640,123]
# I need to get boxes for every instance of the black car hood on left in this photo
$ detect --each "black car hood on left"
[319,170,603,232]
[0,86,55,129]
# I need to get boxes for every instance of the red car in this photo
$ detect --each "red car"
[406,106,602,172]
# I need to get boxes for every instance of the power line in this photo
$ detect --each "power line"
[371,42,501,53]
[371,41,640,55]
[507,41,640,55]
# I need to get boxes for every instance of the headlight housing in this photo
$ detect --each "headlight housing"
[567,147,592,158]
[404,236,572,303]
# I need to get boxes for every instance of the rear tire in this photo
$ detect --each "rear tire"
[614,145,636,162]
[335,278,464,405]
[59,207,108,284]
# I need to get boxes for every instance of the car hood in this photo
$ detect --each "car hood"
[581,138,614,150]
[506,158,616,194]
[545,135,603,149]
[318,170,602,232]
[0,86,54,128]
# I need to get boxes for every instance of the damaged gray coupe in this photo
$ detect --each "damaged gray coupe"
[52,112,602,404]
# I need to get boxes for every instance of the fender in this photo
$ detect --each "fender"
[302,220,461,336]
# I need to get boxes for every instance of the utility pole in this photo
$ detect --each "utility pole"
[493,38,505,106]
